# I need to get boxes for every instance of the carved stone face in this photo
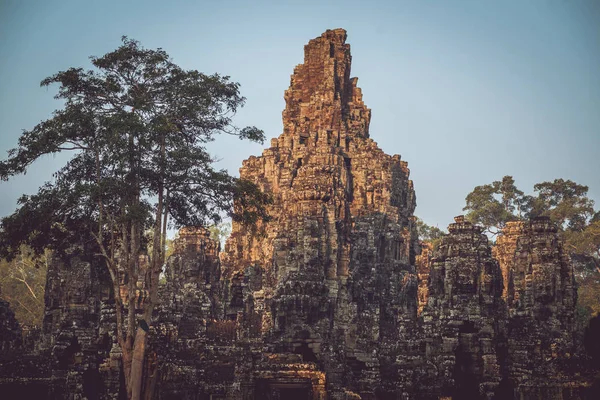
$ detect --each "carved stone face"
[453,260,479,295]
[532,264,556,304]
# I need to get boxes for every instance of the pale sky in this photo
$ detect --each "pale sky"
[1,0,599,231]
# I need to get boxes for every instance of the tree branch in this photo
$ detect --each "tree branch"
[12,276,41,303]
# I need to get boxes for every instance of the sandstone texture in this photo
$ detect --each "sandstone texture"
[421,216,505,400]
[494,218,582,399]
[0,29,596,400]
[416,241,432,316]
[219,27,419,399]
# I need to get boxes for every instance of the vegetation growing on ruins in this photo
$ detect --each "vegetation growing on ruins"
[0,37,269,400]
[463,176,600,318]
[415,217,447,249]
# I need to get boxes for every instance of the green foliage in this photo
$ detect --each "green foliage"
[208,221,231,247]
[145,229,175,263]
[463,176,529,235]
[415,217,446,241]
[0,36,270,261]
[464,176,596,238]
[0,246,48,327]
[415,217,447,249]
[530,179,595,231]
[0,38,272,394]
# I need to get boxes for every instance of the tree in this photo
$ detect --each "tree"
[208,220,231,248]
[415,217,446,247]
[567,212,600,322]
[527,179,596,272]
[0,37,270,399]
[0,246,48,327]
[530,179,595,231]
[463,176,529,235]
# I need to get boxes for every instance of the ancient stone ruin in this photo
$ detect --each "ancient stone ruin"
[0,29,597,399]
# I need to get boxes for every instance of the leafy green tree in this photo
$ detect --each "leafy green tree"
[463,176,530,235]
[0,37,269,399]
[415,217,446,242]
[208,221,231,247]
[415,217,447,251]
[530,179,595,231]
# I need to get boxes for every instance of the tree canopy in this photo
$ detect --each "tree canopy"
[463,176,528,235]
[415,217,446,241]
[0,37,270,400]
[0,37,269,258]
[463,176,596,237]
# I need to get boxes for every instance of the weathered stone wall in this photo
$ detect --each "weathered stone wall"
[151,227,233,399]
[0,249,113,399]
[494,217,580,398]
[219,28,418,399]
[416,241,432,316]
[421,216,504,400]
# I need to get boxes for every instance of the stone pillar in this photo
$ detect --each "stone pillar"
[220,28,418,397]
[416,241,433,315]
[422,216,504,400]
[497,217,577,395]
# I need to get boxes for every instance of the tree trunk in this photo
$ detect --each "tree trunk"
[130,326,147,400]
[122,344,133,399]
[143,351,159,400]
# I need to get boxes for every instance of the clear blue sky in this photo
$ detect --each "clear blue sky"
[1,0,599,231]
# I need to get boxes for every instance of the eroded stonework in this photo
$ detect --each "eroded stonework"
[0,29,596,400]
[416,241,432,316]
[421,216,505,400]
[219,27,418,399]
[494,218,581,398]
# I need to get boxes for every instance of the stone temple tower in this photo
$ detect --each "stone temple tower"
[221,28,419,398]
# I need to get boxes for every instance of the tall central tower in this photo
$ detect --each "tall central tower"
[221,29,419,398]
